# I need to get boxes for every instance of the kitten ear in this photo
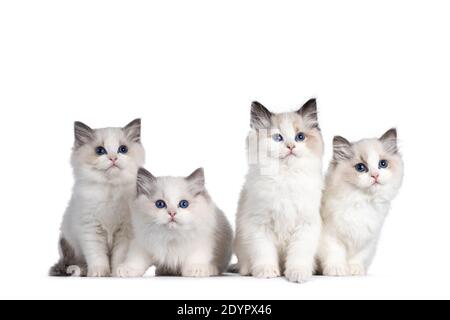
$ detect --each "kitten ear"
[186,168,205,195]
[74,121,95,147]
[333,136,354,161]
[137,167,156,197]
[124,118,141,143]
[380,128,398,154]
[251,101,273,129]
[298,98,319,130]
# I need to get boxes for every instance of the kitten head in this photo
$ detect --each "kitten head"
[135,167,212,231]
[331,128,404,194]
[249,99,324,166]
[71,119,145,184]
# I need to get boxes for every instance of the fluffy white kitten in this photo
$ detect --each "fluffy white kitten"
[116,168,233,278]
[318,129,404,276]
[49,119,145,277]
[234,99,324,283]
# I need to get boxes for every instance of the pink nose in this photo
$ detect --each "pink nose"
[168,211,176,218]
[287,144,296,150]
[372,173,380,180]
[109,156,118,162]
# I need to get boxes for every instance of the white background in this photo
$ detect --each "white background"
[0,0,449,300]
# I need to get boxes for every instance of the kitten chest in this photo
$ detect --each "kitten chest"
[92,186,133,246]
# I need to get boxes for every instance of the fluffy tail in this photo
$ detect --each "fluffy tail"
[49,238,86,277]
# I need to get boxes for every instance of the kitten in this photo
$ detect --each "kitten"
[116,168,233,277]
[49,119,145,277]
[234,99,324,283]
[318,129,404,276]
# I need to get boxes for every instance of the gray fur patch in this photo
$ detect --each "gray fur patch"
[380,128,398,154]
[137,167,156,197]
[49,238,87,277]
[123,118,142,143]
[250,101,273,129]
[298,98,320,130]
[333,135,354,161]
[74,121,95,148]
[155,266,181,277]
[186,168,206,196]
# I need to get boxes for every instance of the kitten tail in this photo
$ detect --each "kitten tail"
[49,238,86,277]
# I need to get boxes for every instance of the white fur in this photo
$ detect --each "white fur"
[318,136,404,276]
[116,171,232,278]
[58,123,145,277]
[235,108,324,283]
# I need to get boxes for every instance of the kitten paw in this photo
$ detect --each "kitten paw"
[322,264,350,277]
[114,264,146,278]
[251,265,280,279]
[182,265,216,278]
[349,263,366,276]
[87,265,111,277]
[239,264,251,276]
[285,266,313,283]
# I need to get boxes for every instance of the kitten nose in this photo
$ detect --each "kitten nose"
[109,156,118,162]
[287,144,296,150]
[168,211,176,218]
[371,173,380,180]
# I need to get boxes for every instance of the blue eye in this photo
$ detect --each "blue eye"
[379,160,389,169]
[295,132,305,142]
[179,200,189,209]
[272,134,284,142]
[155,200,166,209]
[355,163,368,173]
[95,146,107,156]
[118,145,128,154]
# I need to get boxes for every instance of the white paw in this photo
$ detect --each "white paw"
[239,264,251,276]
[349,263,366,276]
[87,265,110,277]
[182,264,216,278]
[251,265,280,279]
[322,264,350,277]
[114,264,146,278]
[285,266,313,283]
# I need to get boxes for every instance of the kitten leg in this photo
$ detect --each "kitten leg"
[319,232,350,277]
[110,227,131,275]
[182,240,217,278]
[115,239,152,278]
[348,241,377,276]
[285,221,320,283]
[80,226,111,277]
[244,230,280,279]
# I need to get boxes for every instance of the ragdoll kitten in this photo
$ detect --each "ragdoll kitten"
[116,168,233,277]
[234,99,324,283]
[49,119,145,277]
[318,129,404,276]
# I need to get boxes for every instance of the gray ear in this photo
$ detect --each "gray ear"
[124,119,141,143]
[380,128,398,154]
[251,101,273,129]
[333,136,354,161]
[74,121,95,148]
[186,168,205,195]
[298,98,319,129]
[137,167,156,197]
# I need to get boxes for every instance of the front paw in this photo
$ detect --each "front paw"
[182,264,217,278]
[114,264,146,278]
[87,265,111,277]
[285,266,313,283]
[251,265,280,279]
[349,263,366,276]
[322,264,350,277]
